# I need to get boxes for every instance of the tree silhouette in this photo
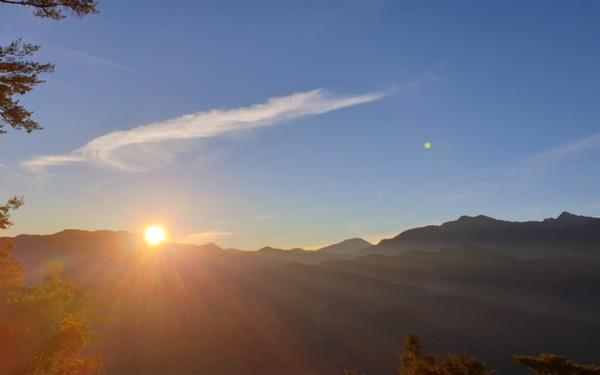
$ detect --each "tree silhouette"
[399,334,438,375]
[0,41,53,134]
[349,335,600,375]
[398,334,494,375]
[0,0,97,135]
[514,353,600,375]
[0,196,24,230]
[0,0,97,20]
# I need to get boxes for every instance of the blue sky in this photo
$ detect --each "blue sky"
[1,1,600,248]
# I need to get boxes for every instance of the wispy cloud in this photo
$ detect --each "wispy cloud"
[22,155,85,172]
[529,132,600,164]
[513,132,600,177]
[23,89,385,173]
[429,132,600,202]
[56,45,127,70]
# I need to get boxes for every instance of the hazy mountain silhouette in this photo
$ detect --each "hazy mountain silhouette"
[317,238,372,254]
[369,212,600,257]
[2,230,221,280]
[249,246,341,265]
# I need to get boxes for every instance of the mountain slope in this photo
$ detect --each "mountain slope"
[368,212,600,258]
[317,238,372,254]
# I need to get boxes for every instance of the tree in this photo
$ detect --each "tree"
[399,334,438,375]
[0,40,54,134]
[1,0,98,237]
[1,3,100,372]
[1,0,98,240]
[398,334,494,375]
[0,261,102,374]
[0,238,24,292]
[0,0,97,135]
[0,196,24,230]
[0,239,25,370]
[347,335,600,375]
[514,353,600,375]
[1,200,102,374]
[0,0,97,20]
[440,355,494,375]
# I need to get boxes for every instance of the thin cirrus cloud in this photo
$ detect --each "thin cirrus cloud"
[429,132,600,202]
[529,132,600,163]
[52,45,128,70]
[513,131,600,177]
[22,89,385,173]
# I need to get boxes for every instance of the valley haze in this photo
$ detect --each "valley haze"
[3,212,600,374]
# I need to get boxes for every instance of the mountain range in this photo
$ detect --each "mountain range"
[2,212,600,374]
[7,212,599,268]
[370,211,600,257]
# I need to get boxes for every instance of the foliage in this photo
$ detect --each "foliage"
[0,0,97,135]
[0,238,25,292]
[399,334,438,375]
[398,334,494,375]
[0,0,97,20]
[0,1,101,372]
[0,40,54,134]
[349,335,600,375]
[0,258,102,374]
[514,353,600,375]
[0,201,102,374]
[0,196,24,230]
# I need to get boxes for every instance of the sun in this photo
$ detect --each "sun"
[145,226,166,245]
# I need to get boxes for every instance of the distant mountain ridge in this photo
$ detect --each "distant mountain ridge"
[4,212,600,268]
[318,238,372,254]
[369,211,600,258]
[234,238,372,265]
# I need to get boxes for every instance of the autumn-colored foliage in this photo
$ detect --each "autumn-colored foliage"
[0,238,25,291]
[0,241,102,374]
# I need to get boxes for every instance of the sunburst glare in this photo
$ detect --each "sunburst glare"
[145,226,166,245]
